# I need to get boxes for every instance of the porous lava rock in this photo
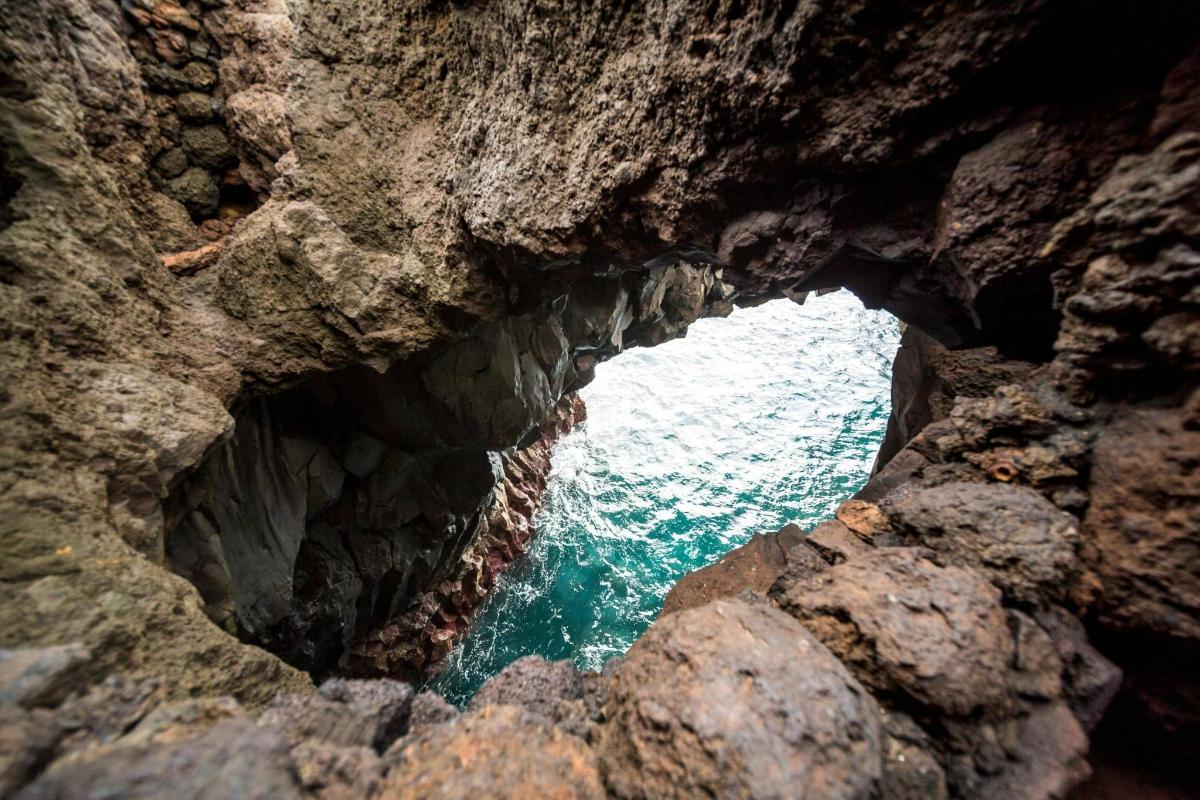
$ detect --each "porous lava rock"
[378,704,605,800]
[468,654,584,721]
[880,481,1082,605]
[598,598,883,800]
[772,548,1015,717]
[0,0,1198,796]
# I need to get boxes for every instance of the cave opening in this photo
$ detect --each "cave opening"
[163,267,901,697]
[427,292,900,704]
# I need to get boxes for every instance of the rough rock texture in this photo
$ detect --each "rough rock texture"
[881,481,1081,605]
[658,523,805,616]
[774,548,1016,716]
[468,655,584,721]
[380,704,605,800]
[874,326,1037,472]
[599,598,883,800]
[1,0,1199,797]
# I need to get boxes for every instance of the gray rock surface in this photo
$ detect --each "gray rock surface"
[881,481,1081,604]
[468,655,584,721]
[0,0,1197,796]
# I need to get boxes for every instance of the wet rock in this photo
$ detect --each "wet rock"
[257,678,414,753]
[378,704,604,800]
[180,125,236,170]
[773,548,1014,717]
[599,598,883,799]
[468,654,583,721]
[164,167,219,218]
[882,482,1081,605]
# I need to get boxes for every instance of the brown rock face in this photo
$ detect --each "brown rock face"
[379,704,605,800]
[599,599,883,800]
[882,481,1081,605]
[774,548,1015,717]
[1,0,1199,796]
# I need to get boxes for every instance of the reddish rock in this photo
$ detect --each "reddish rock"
[774,548,1014,717]
[659,523,804,616]
[600,598,883,800]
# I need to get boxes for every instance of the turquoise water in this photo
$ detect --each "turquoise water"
[428,291,900,705]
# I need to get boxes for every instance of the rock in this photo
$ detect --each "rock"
[881,482,1081,605]
[0,644,90,709]
[164,167,219,218]
[975,703,1090,800]
[805,519,873,564]
[225,88,291,193]
[406,691,459,730]
[659,524,802,616]
[257,678,414,753]
[1035,606,1122,730]
[175,92,215,123]
[1083,403,1200,641]
[181,125,236,170]
[874,326,1035,471]
[15,719,299,799]
[0,706,57,797]
[468,655,583,721]
[153,147,188,178]
[836,499,893,541]
[880,712,948,800]
[122,695,242,741]
[378,704,605,800]
[161,240,223,275]
[773,548,1014,717]
[599,598,883,799]
[143,60,218,93]
[289,740,382,800]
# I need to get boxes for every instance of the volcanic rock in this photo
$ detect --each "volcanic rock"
[599,598,883,799]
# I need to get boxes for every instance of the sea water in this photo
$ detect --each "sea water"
[428,290,901,705]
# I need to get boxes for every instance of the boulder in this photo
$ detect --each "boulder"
[599,598,883,799]
[257,678,414,753]
[378,704,604,799]
[164,167,219,218]
[773,548,1015,716]
[881,482,1081,605]
[468,655,583,721]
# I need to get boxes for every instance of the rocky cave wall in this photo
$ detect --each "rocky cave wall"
[1,0,1198,798]
[166,261,733,680]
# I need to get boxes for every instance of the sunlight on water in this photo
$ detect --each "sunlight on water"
[428,291,901,705]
